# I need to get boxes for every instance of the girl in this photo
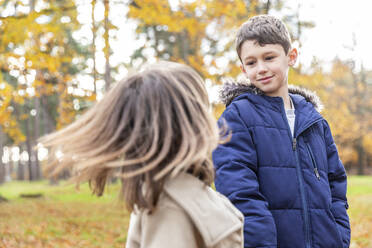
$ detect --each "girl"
[40,61,244,248]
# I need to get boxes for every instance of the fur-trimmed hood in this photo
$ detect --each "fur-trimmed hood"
[219,79,323,112]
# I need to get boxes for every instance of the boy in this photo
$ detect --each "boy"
[212,15,350,248]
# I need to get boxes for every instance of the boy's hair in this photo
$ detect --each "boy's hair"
[236,15,292,61]
[40,61,219,212]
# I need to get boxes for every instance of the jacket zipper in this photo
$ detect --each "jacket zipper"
[304,142,321,180]
[281,99,321,248]
[292,138,312,248]
[292,119,323,248]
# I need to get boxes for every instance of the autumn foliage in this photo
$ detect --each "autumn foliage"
[128,0,371,174]
[0,0,371,179]
[0,1,371,248]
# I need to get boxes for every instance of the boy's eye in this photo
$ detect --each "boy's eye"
[265,56,275,61]
[246,61,255,66]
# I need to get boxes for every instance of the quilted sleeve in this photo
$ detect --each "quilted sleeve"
[213,104,277,248]
[323,120,351,248]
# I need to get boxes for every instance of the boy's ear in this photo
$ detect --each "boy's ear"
[288,48,298,66]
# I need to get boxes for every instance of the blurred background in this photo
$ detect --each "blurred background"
[0,0,371,247]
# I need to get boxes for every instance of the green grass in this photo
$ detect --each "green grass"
[0,180,128,248]
[0,180,121,203]
[0,175,371,248]
[346,176,372,248]
[348,176,372,196]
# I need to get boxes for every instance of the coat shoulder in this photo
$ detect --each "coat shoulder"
[164,173,244,247]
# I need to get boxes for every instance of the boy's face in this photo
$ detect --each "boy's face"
[240,40,297,98]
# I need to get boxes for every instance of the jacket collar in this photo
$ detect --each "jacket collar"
[219,79,324,137]
[164,173,243,247]
[219,78,323,112]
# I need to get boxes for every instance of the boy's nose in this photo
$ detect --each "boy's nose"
[257,61,268,74]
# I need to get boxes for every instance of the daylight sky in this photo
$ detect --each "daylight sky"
[283,0,372,71]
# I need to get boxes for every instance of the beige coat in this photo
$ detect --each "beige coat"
[125,173,244,248]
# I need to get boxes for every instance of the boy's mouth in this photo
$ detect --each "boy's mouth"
[257,75,274,83]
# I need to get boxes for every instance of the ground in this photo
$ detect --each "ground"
[0,176,371,248]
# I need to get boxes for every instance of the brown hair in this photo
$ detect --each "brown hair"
[236,15,292,61]
[40,61,219,212]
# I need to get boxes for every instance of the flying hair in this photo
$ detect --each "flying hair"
[40,61,221,212]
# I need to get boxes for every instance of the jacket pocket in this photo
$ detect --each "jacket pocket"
[304,142,321,180]
[327,209,345,248]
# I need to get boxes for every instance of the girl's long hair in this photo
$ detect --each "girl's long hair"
[40,61,220,212]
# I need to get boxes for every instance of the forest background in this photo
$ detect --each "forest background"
[0,0,371,247]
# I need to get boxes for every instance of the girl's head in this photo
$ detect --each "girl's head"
[40,61,219,211]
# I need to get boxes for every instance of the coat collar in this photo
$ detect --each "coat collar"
[163,173,243,247]
[219,79,324,137]
[219,78,323,112]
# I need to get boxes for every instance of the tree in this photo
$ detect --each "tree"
[0,0,93,180]
[127,0,313,119]
[128,0,269,79]
[322,59,372,174]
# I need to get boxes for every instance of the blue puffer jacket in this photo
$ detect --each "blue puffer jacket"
[213,82,350,248]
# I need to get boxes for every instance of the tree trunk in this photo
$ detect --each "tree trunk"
[11,103,25,181]
[368,154,372,172]
[41,95,55,134]
[40,96,58,185]
[356,138,366,175]
[9,157,15,181]
[0,127,5,184]
[176,31,189,63]
[104,0,111,91]
[17,160,25,180]
[34,97,41,180]
[17,145,26,181]
[25,115,33,181]
[265,0,271,14]
[92,0,97,96]
[30,0,35,10]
